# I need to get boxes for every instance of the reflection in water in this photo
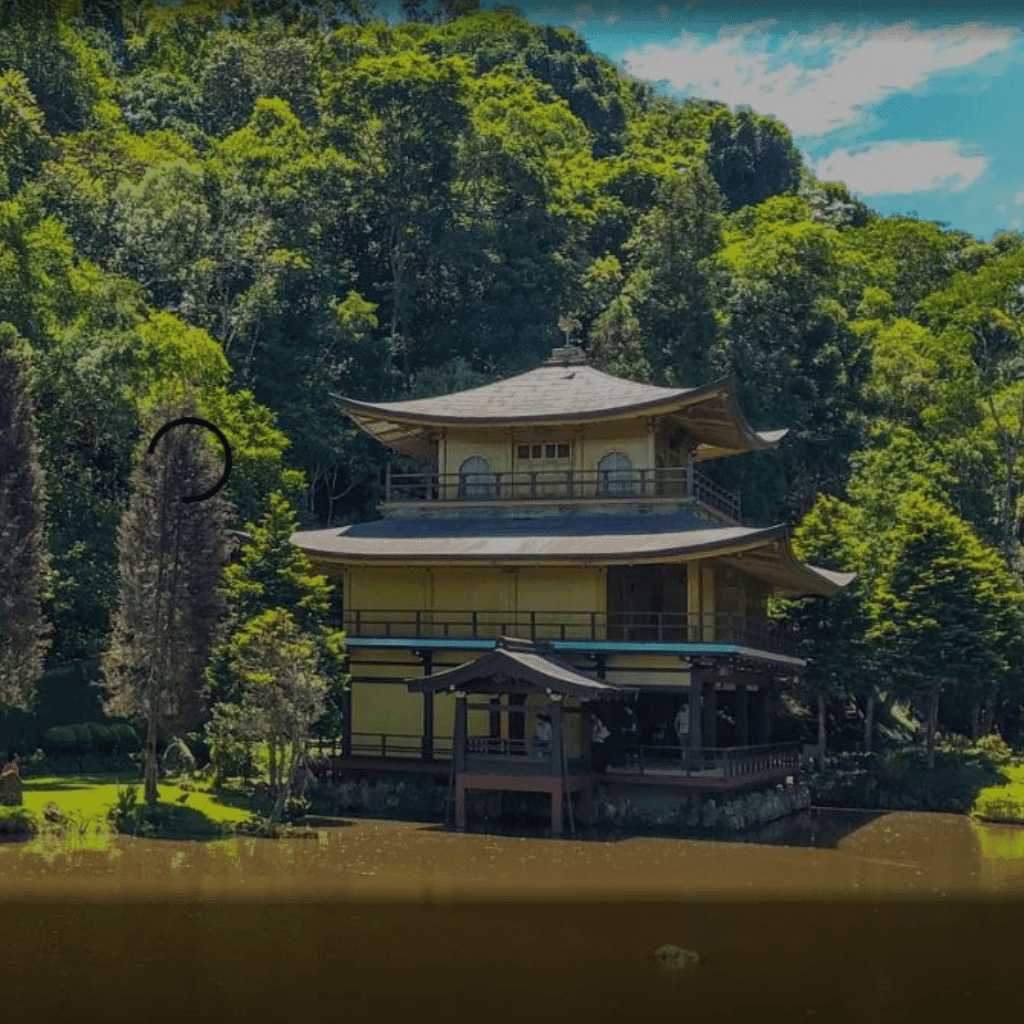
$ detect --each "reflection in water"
[1,809,1023,1021]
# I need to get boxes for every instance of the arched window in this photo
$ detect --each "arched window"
[597,452,635,497]
[459,456,495,499]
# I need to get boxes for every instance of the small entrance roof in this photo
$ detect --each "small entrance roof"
[406,637,638,700]
[335,347,785,462]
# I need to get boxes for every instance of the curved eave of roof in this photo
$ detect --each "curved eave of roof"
[805,564,857,593]
[335,374,786,461]
[405,644,637,700]
[292,522,790,566]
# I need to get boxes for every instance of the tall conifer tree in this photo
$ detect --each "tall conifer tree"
[101,401,230,802]
[0,324,50,711]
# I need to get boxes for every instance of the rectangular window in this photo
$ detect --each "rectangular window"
[516,442,572,461]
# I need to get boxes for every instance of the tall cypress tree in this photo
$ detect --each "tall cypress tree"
[0,324,50,712]
[101,400,230,802]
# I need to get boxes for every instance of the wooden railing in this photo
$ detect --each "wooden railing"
[385,465,741,521]
[308,735,801,781]
[604,741,801,778]
[343,609,795,655]
[310,733,454,759]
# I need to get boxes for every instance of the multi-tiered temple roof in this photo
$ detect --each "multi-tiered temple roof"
[336,346,787,462]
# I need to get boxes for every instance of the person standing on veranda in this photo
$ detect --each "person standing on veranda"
[674,703,690,760]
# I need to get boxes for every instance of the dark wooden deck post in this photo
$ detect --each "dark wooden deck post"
[420,649,434,762]
[341,656,352,759]
[703,677,718,748]
[550,702,563,778]
[755,685,772,744]
[453,695,468,830]
[550,701,565,833]
[688,669,704,750]
[735,682,749,747]
[454,697,467,774]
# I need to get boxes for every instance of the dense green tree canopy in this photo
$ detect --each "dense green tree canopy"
[5,2,1024,746]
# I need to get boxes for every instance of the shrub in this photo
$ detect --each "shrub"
[110,724,140,752]
[972,733,1014,767]
[235,814,287,837]
[973,795,1024,823]
[43,725,77,755]
[70,723,93,752]
[86,722,111,751]
[0,807,38,835]
[284,795,312,820]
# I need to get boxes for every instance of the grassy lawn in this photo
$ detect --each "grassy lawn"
[972,764,1024,824]
[18,774,255,827]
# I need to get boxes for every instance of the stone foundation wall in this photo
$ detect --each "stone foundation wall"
[595,781,811,832]
[314,771,811,833]
[316,774,451,820]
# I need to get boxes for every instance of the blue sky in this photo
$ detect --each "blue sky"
[379,2,1024,241]
[507,1,1024,240]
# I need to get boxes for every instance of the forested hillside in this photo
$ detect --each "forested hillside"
[4,1,1024,745]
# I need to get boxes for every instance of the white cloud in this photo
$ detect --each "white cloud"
[1013,188,1024,205]
[622,21,1017,138]
[810,140,987,195]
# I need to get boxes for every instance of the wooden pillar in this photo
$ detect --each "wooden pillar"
[550,702,563,778]
[689,669,704,749]
[735,682,749,747]
[703,677,718,748]
[420,650,434,762]
[454,697,467,773]
[453,695,468,831]
[551,780,563,834]
[422,693,435,762]
[489,696,501,740]
[509,693,525,742]
[341,658,352,760]
[755,683,772,744]
[455,782,466,831]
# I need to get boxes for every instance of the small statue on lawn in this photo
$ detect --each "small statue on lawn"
[1,750,23,806]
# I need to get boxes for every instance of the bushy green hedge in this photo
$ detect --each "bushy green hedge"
[43,722,140,756]
[808,746,1006,813]
[0,807,39,835]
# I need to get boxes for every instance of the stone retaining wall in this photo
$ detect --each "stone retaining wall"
[314,772,811,833]
[594,780,811,832]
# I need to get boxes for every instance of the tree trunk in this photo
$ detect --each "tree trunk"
[271,740,301,823]
[144,709,160,805]
[817,692,827,770]
[971,700,981,740]
[980,685,998,736]
[925,681,942,771]
[268,735,277,790]
[863,687,875,753]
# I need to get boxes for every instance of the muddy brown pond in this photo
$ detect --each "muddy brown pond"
[2,809,1023,1022]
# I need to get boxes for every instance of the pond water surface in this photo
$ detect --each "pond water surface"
[2,808,1023,1022]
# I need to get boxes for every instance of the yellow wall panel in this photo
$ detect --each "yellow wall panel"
[350,682,423,740]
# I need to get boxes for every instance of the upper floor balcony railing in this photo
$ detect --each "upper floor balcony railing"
[384,465,741,521]
[343,609,795,656]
